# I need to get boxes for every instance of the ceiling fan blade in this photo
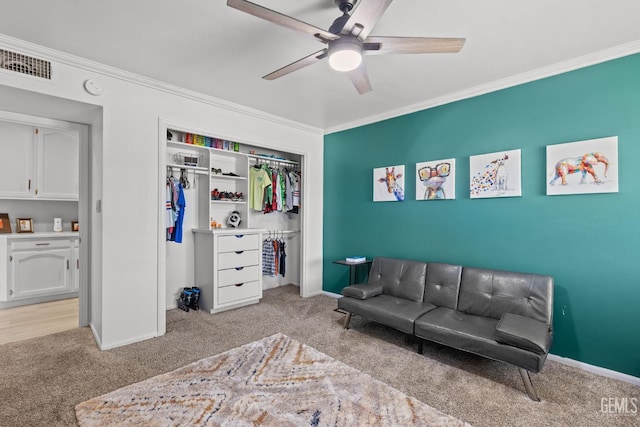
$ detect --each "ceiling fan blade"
[364,36,466,55]
[227,0,339,42]
[263,49,328,80]
[347,62,372,94]
[342,0,393,40]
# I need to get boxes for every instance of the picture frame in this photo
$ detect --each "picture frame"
[0,213,11,234]
[416,158,456,200]
[470,149,522,199]
[546,136,618,196]
[71,221,79,232]
[373,165,405,202]
[16,218,33,233]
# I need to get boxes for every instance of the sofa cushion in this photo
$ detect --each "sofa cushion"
[338,294,436,335]
[368,257,428,302]
[495,313,551,355]
[341,283,383,300]
[423,263,462,309]
[458,267,554,324]
[414,307,547,372]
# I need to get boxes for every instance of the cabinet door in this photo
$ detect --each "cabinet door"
[9,248,73,300]
[72,244,80,291]
[0,120,33,198]
[36,127,80,199]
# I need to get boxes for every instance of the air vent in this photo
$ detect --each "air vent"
[0,49,52,80]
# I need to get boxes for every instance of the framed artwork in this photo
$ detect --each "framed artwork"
[416,158,456,200]
[16,218,33,233]
[0,213,11,234]
[71,221,79,232]
[546,136,618,195]
[470,149,522,199]
[373,165,405,202]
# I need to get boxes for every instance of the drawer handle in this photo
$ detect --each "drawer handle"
[235,267,244,271]
[235,251,244,254]
[36,243,50,246]
[235,283,244,287]
[234,235,244,238]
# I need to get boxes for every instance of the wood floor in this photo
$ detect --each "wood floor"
[0,298,78,345]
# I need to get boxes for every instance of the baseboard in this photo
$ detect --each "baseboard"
[89,323,102,349]
[322,291,341,298]
[547,354,640,386]
[98,332,158,351]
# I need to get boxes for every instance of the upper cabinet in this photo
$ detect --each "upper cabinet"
[0,121,33,198]
[0,119,79,200]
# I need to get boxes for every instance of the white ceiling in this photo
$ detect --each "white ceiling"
[2,0,640,132]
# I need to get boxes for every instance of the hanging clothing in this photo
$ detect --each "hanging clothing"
[279,239,286,277]
[262,239,276,276]
[249,165,272,211]
[171,183,186,243]
[166,178,186,243]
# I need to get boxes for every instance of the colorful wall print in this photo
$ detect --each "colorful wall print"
[546,136,618,195]
[415,158,456,200]
[470,149,522,199]
[373,165,405,202]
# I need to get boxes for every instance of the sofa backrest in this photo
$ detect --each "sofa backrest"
[423,263,463,309]
[458,267,554,324]
[368,257,427,302]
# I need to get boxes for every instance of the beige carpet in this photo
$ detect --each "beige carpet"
[75,333,470,426]
[0,285,638,427]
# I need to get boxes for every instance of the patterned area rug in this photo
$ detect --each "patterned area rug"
[76,333,471,426]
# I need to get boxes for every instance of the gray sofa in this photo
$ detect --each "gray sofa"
[337,257,554,401]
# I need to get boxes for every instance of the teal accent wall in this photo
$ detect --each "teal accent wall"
[323,54,640,377]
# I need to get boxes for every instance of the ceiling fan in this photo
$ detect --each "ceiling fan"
[227,0,466,94]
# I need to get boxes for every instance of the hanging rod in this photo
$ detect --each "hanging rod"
[247,154,299,166]
[166,164,208,175]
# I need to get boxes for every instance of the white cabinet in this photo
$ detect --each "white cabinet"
[36,127,80,199]
[0,119,79,200]
[0,234,79,302]
[0,120,33,197]
[193,229,263,313]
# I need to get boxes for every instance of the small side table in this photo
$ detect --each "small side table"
[333,259,373,286]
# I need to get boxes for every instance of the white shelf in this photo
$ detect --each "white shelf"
[211,200,246,205]
[247,153,299,166]
[167,141,247,158]
[166,163,208,174]
[210,174,246,180]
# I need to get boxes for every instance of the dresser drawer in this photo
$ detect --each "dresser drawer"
[11,239,72,251]
[217,233,259,252]
[218,250,259,270]
[218,265,260,287]
[218,280,260,305]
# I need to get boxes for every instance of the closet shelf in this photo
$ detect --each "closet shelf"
[211,200,247,205]
[210,174,247,180]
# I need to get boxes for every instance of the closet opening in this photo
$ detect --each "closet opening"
[158,119,308,333]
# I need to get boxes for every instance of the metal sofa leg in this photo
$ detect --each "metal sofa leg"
[518,367,541,402]
[343,312,352,329]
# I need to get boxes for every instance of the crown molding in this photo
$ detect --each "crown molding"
[325,40,640,135]
[0,33,323,136]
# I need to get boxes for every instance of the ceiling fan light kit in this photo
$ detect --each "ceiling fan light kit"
[328,37,363,72]
[227,0,465,94]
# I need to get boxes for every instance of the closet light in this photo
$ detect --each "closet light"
[328,37,363,72]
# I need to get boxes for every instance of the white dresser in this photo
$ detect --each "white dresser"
[193,229,264,313]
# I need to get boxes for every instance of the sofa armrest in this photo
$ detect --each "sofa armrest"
[495,313,552,355]
[341,283,383,300]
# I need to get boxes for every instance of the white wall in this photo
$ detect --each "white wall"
[0,35,324,349]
